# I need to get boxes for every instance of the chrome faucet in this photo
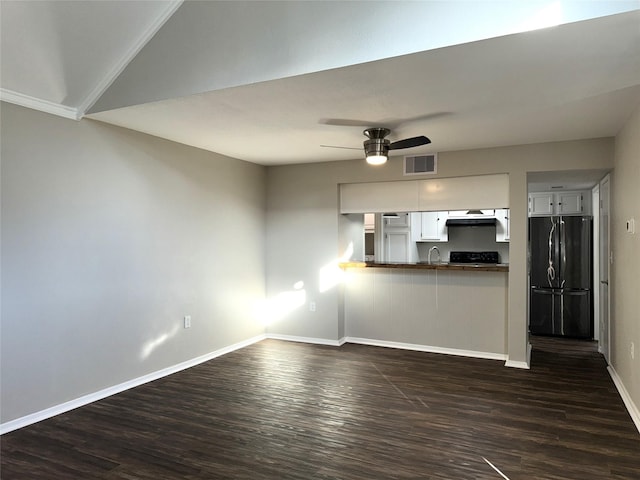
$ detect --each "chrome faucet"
[428,246,441,264]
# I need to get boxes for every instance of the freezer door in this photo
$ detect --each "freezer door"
[560,289,592,338]
[529,217,560,288]
[530,288,592,338]
[559,216,592,290]
[530,288,556,335]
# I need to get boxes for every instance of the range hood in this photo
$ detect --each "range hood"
[446,217,497,226]
[445,209,497,227]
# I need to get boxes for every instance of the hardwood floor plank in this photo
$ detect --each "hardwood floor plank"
[2,337,639,479]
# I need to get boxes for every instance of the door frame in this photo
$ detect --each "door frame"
[592,184,600,341]
[598,174,611,363]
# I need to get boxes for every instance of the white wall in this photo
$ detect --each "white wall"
[611,102,640,420]
[0,103,267,424]
[265,139,614,366]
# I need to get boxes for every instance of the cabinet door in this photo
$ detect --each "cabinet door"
[385,231,411,262]
[420,211,439,239]
[529,193,554,216]
[495,209,510,242]
[420,211,448,241]
[556,192,583,215]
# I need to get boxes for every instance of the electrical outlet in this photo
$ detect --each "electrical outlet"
[184,315,192,329]
[309,301,316,312]
[631,342,635,360]
[626,218,636,234]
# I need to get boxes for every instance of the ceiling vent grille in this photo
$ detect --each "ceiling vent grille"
[404,154,437,176]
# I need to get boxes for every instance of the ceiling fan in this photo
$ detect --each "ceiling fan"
[322,127,431,165]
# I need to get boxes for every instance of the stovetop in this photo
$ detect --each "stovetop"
[449,251,500,264]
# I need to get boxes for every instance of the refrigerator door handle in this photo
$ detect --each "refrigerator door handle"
[547,218,557,287]
[560,217,566,288]
[532,288,559,295]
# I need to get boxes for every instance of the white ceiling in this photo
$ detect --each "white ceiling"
[2,1,640,178]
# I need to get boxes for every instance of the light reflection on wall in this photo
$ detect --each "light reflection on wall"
[260,281,307,326]
[140,324,180,360]
[319,242,354,293]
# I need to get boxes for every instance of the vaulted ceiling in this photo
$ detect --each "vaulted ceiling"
[2,1,639,166]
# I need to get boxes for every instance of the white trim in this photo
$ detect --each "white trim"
[0,89,80,120]
[505,341,532,369]
[266,333,343,347]
[0,333,266,435]
[344,336,508,361]
[78,0,184,116]
[607,365,640,433]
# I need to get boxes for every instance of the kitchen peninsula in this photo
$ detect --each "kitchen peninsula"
[339,173,511,362]
[340,260,509,361]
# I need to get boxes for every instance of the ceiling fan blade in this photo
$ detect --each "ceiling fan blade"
[319,118,385,128]
[388,136,431,150]
[320,144,362,150]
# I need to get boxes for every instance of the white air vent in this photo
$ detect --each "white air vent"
[404,154,437,176]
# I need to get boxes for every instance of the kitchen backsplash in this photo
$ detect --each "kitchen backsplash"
[416,225,510,263]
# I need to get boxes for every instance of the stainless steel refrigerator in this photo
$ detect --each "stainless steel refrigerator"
[529,216,593,338]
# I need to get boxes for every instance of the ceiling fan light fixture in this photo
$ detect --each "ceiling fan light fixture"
[366,154,388,165]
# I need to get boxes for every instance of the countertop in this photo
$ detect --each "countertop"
[339,261,509,272]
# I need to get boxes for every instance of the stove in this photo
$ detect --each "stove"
[449,251,500,264]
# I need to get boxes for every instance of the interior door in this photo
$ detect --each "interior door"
[599,175,611,363]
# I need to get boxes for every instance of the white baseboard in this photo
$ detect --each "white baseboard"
[505,342,532,369]
[266,333,343,347]
[607,365,640,434]
[0,334,266,435]
[344,336,508,361]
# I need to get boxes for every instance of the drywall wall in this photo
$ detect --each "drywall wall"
[265,138,614,366]
[0,103,266,424]
[611,102,640,423]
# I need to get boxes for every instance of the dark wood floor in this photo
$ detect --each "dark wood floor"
[2,337,639,479]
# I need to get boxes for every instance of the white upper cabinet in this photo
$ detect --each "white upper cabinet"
[528,191,589,216]
[556,191,585,215]
[412,211,448,242]
[383,213,410,229]
[528,193,554,216]
[495,208,510,242]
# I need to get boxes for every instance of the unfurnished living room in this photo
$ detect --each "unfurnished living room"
[1,2,639,479]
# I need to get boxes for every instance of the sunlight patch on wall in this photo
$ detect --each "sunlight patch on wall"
[319,242,354,293]
[512,1,563,33]
[140,324,179,360]
[260,281,306,326]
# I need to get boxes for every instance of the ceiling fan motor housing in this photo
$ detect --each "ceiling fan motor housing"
[364,138,390,157]
[363,128,391,157]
